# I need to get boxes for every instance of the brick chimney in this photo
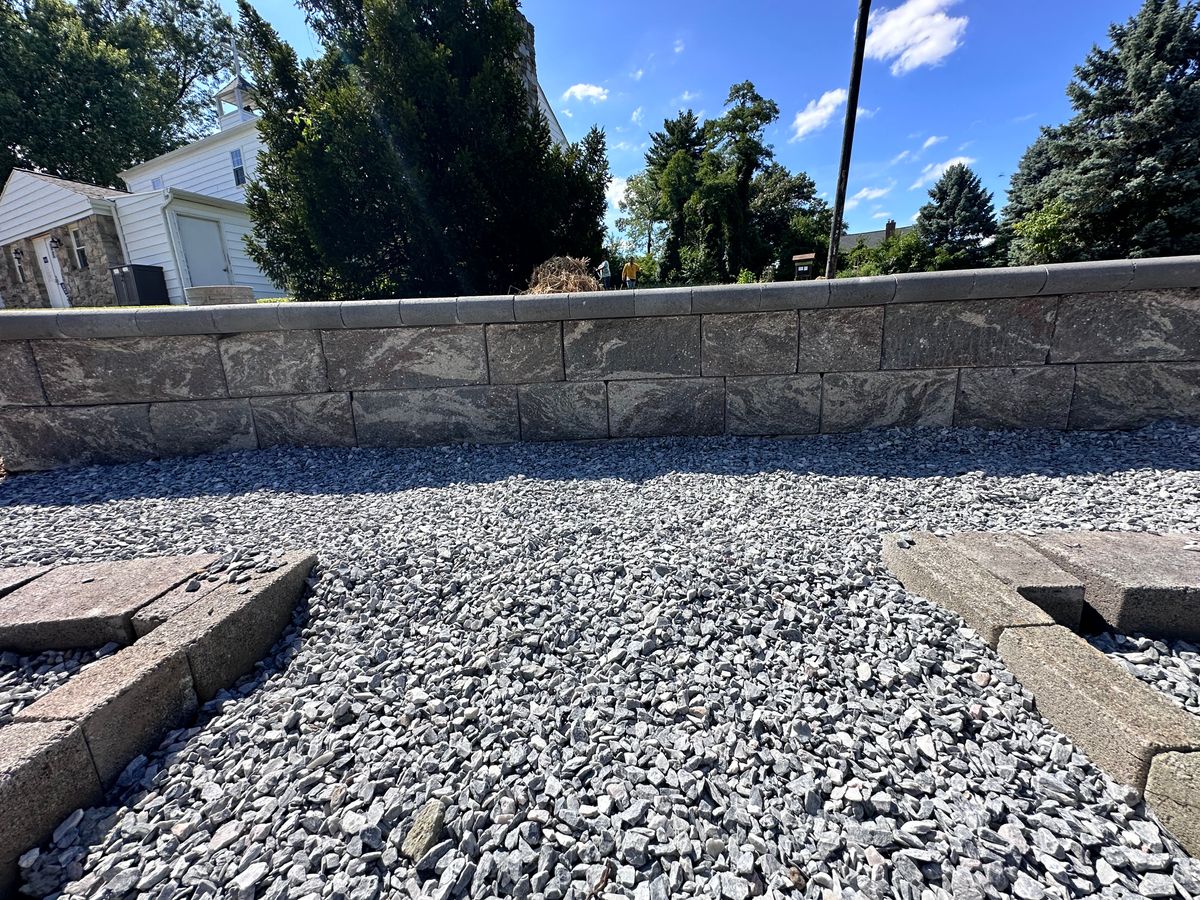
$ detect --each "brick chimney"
[885,219,897,241]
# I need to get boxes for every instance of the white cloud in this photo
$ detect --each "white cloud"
[631,106,644,125]
[910,155,976,189]
[922,135,946,150]
[866,0,968,76]
[872,212,894,220]
[562,83,609,103]
[674,39,685,54]
[890,149,912,165]
[606,176,628,210]
[790,88,847,142]
[857,107,879,120]
[679,90,700,103]
[631,68,644,81]
[845,183,895,210]
[559,108,573,119]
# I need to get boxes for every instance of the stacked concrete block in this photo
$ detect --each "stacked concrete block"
[1,257,1199,471]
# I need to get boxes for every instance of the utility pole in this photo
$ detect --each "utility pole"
[825,0,872,280]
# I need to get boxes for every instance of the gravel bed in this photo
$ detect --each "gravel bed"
[1089,632,1200,718]
[2,423,1200,900]
[0,643,119,727]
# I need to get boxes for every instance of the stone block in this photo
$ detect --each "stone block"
[567,291,635,320]
[220,330,329,396]
[32,336,226,405]
[150,399,257,457]
[1069,362,1200,430]
[133,306,217,336]
[1129,256,1200,291]
[1146,752,1200,856]
[0,404,157,472]
[955,366,1074,430]
[943,533,1085,628]
[702,312,798,376]
[608,378,724,438]
[1051,289,1200,363]
[486,322,563,384]
[892,271,974,305]
[0,566,49,599]
[249,393,356,449]
[634,287,691,317]
[140,552,316,701]
[881,533,1053,647]
[0,310,66,339]
[514,293,568,322]
[132,575,223,637]
[276,302,345,331]
[796,307,883,373]
[208,303,281,334]
[998,624,1200,791]
[821,370,956,433]
[55,309,141,339]
[322,326,486,391]
[969,266,1049,300]
[353,386,519,445]
[692,284,761,313]
[882,297,1057,368]
[0,342,45,406]
[518,382,608,441]
[399,297,459,326]
[16,641,197,787]
[0,554,217,651]
[0,721,102,894]
[564,317,700,381]
[340,299,401,329]
[725,375,820,436]
[829,275,898,307]
[457,295,515,324]
[185,285,254,306]
[1023,532,1200,639]
[759,280,830,311]
[1043,259,1134,295]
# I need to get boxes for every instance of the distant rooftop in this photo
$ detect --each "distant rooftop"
[839,220,916,253]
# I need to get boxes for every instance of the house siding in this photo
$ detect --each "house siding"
[0,215,125,309]
[114,193,184,304]
[121,124,263,203]
[0,172,97,247]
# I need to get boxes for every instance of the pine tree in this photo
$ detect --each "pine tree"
[238,0,609,300]
[916,163,997,269]
[1005,0,1200,261]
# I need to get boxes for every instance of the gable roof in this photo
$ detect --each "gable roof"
[0,170,124,247]
[119,118,259,180]
[19,170,127,201]
[838,224,917,253]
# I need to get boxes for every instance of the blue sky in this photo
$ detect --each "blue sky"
[227,0,1143,234]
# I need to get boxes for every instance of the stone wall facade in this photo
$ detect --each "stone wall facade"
[1,256,1198,472]
[0,215,124,310]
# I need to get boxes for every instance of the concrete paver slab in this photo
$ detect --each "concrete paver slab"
[0,554,217,652]
[1146,751,1200,856]
[1025,532,1200,638]
[945,532,1085,628]
[0,566,51,600]
[0,720,101,894]
[999,624,1200,792]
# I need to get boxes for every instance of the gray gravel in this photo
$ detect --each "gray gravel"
[0,643,119,727]
[1089,632,1200,718]
[2,423,1200,900]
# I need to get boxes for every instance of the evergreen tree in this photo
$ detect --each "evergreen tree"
[916,163,997,268]
[238,0,609,300]
[1005,0,1200,261]
[0,0,232,187]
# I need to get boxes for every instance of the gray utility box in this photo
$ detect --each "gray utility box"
[110,265,169,306]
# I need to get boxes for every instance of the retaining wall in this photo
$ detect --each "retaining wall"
[1,257,1199,473]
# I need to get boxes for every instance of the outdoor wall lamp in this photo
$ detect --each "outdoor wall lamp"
[49,237,63,250]
[11,249,21,259]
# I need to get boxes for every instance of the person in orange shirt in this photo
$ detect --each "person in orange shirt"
[621,259,640,289]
